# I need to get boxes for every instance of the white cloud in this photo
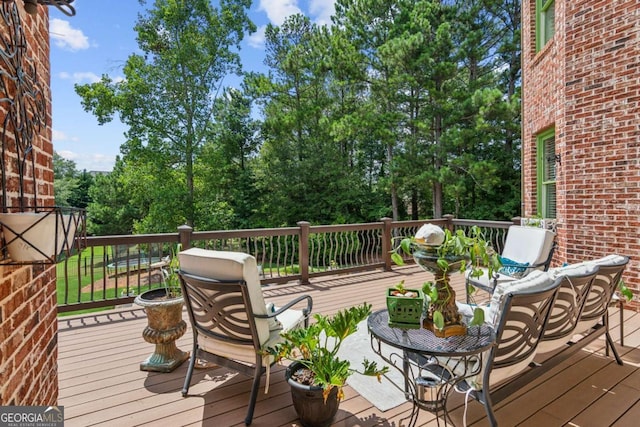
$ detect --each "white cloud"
[57,151,115,172]
[52,129,78,142]
[50,19,90,51]
[248,25,266,49]
[56,149,78,160]
[258,0,302,26]
[309,0,336,26]
[58,71,101,84]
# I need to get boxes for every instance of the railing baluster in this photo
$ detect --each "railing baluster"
[57,218,516,313]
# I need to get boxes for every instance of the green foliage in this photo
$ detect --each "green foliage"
[53,152,94,208]
[87,158,140,235]
[76,0,522,233]
[76,0,255,231]
[619,280,633,302]
[268,303,389,400]
[161,244,182,298]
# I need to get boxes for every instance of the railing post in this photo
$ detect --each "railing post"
[381,217,393,271]
[511,216,522,226]
[443,214,455,232]
[178,224,193,250]
[297,221,310,285]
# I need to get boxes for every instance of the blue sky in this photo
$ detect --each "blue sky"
[49,0,336,172]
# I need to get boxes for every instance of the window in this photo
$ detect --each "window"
[537,128,556,218]
[536,0,555,51]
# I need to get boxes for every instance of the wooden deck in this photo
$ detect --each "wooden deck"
[57,265,640,426]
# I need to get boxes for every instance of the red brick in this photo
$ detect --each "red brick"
[523,0,640,298]
[0,2,57,405]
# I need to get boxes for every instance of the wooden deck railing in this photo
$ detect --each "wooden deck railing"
[57,216,520,313]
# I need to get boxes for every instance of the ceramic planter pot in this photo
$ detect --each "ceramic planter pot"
[386,287,424,329]
[135,288,189,372]
[286,362,340,427]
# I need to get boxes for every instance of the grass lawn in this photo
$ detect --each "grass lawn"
[56,246,158,316]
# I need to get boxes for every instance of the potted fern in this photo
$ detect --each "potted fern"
[268,303,388,427]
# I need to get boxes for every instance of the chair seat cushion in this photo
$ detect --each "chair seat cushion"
[486,270,553,326]
[198,305,306,366]
[466,268,518,295]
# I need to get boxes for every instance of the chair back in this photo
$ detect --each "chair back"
[537,264,599,352]
[484,276,561,386]
[501,225,556,269]
[579,255,629,324]
[179,271,261,352]
[178,248,278,364]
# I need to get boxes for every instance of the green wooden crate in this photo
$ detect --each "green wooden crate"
[386,288,424,329]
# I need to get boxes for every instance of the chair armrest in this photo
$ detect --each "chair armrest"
[255,294,313,327]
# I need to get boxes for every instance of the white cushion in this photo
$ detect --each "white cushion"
[485,270,553,326]
[466,226,555,292]
[460,270,554,327]
[587,254,628,267]
[548,262,598,280]
[572,254,628,335]
[178,248,308,366]
[501,225,555,267]
[465,268,518,290]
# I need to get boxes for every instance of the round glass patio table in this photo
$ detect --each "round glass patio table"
[367,309,495,426]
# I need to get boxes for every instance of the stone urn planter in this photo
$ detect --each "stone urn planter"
[135,288,189,372]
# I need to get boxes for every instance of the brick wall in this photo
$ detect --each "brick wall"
[522,0,640,308]
[0,3,58,404]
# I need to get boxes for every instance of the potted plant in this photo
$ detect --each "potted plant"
[392,224,501,337]
[268,303,389,427]
[134,244,189,372]
[386,280,424,329]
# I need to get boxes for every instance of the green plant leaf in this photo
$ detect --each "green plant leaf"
[422,282,438,302]
[400,238,413,254]
[470,307,485,326]
[619,280,633,301]
[391,252,405,266]
[433,310,444,330]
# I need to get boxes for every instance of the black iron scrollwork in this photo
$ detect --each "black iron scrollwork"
[0,0,85,264]
[2,1,76,17]
[0,0,46,211]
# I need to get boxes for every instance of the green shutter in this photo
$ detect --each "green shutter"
[536,128,556,219]
[536,0,555,52]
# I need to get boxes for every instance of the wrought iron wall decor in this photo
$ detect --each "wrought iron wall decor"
[0,0,84,264]
[1,0,75,17]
